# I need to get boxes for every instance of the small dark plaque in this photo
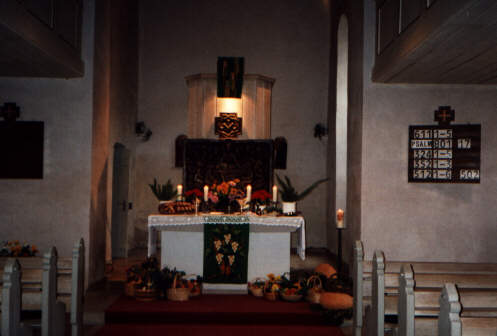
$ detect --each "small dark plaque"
[408,107,480,183]
[0,121,44,179]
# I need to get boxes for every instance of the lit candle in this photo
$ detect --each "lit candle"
[272,185,278,202]
[177,184,183,196]
[203,185,209,202]
[246,185,252,203]
[336,209,345,229]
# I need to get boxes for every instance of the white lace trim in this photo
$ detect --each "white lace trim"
[148,214,306,260]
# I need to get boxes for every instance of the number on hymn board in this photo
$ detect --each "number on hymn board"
[460,169,479,180]
[413,169,432,179]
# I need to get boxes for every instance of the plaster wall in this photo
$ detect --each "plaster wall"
[0,0,94,269]
[360,0,497,262]
[137,0,330,248]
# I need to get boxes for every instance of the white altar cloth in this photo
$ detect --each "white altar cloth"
[147,213,306,260]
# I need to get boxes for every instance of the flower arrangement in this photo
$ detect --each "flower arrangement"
[209,179,245,203]
[251,189,272,205]
[185,188,203,201]
[0,240,38,257]
[208,179,245,212]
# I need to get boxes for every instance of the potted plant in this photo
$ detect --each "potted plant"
[276,175,329,215]
[149,178,177,212]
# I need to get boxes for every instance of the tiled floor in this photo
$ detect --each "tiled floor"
[83,247,352,335]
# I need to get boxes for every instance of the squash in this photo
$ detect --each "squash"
[319,292,353,310]
[314,263,337,278]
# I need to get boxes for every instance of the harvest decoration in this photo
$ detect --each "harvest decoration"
[125,256,163,300]
[0,240,38,257]
[264,273,282,293]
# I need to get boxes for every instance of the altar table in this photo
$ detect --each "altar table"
[148,214,305,293]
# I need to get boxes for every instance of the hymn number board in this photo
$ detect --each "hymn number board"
[408,106,481,183]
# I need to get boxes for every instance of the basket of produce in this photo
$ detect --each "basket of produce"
[264,274,282,301]
[184,274,203,297]
[248,277,266,297]
[159,201,195,214]
[280,288,303,302]
[279,274,305,302]
[305,275,323,304]
[166,274,190,301]
[125,256,162,300]
[135,283,159,302]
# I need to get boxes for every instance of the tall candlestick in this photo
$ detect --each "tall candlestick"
[272,185,278,202]
[246,185,252,203]
[336,209,345,229]
[177,184,183,196]
[204,185,209,202]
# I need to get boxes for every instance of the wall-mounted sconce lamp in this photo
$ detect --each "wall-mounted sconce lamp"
[135,121,152,141]
[215,57,244,139]
[314,123,328,140]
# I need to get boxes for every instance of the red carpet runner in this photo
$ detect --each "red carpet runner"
[97,294,345,336]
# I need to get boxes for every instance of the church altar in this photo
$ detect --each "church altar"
[148,213,305,293]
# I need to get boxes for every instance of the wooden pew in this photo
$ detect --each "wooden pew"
[353,240,364,336]
[381,262,497,336]
[397,275,497,336]
[0,239,85,336]
[0,248,64,336]
[439,283,497,336]
[1,258,32,335]
[353,241,497,336]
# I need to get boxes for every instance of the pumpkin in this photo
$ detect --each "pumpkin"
[314,263,337,278]
[319,292,353,310]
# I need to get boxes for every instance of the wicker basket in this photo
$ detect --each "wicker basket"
[135,287,158,301]
[248,277,266,297]
[125,281,136,297]
[182,274,202,297]
[280,293,303,302]
[166,274,190,301]
[263,280,279,301]
[306,275,323,304]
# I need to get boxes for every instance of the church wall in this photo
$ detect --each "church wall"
[136,0,331,248]
[360,0,497,262]
[0,1,94,268]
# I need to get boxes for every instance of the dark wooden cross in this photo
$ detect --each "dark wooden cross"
[434,106,455,126]
[0,102,20,122]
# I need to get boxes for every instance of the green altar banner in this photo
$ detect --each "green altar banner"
[203,218,249,284]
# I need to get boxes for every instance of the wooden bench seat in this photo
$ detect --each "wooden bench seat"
[397,266,497,336]
[0,239,85,336]
[353,241,497,336]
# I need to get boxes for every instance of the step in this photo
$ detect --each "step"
[105,294,333,326]
[95,323,345,336]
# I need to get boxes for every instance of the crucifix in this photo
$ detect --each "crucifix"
[434,106,455,126]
